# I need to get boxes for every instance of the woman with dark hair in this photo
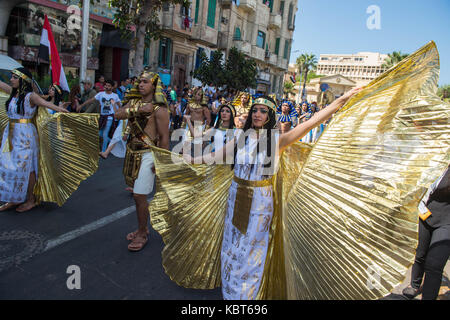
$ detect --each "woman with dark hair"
[67,84,81,112]
[182,89,362,299]
[0,67,68,212]
[43,84,65,114]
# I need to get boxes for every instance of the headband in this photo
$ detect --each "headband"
[12,69,32,84]
[253,97,276,111]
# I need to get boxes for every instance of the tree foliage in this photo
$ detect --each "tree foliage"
[296,53,317,101]
[193,47,257,91]
[382,51,409,69]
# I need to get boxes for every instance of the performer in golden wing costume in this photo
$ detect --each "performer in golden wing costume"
[149,42,450,299]
[232,91,253,129]
[0,69,99,210]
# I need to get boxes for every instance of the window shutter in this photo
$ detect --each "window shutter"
[207,0,217,28]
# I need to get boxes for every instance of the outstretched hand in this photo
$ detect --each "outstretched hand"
[340,87,364,101]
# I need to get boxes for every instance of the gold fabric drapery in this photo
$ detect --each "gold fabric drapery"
[149,41,450,299]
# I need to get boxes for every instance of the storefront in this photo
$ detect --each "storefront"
[4,0,127,89]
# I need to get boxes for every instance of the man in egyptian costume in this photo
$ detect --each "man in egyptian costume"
[232,91,253,129]
[114,68,170,251]
[147,42,450,300]
[180,87,211,143]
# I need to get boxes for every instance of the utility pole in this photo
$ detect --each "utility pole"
[80,0,90,84]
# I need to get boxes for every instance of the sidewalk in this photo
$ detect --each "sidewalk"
[386,259,450,300]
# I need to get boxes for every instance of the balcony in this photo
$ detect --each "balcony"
[268,53,277,66]
[238,0,256,13]
[251,45,265,61]
[268,13,282,30]
[232,40,251,55]
[278,56,288,70]
[221,0,233,8]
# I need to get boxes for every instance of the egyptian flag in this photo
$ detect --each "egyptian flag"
[38,15,70,92]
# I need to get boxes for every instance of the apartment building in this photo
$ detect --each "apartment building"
[218,0,297,97]
[316,52,388,86]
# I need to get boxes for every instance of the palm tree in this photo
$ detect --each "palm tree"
[382,51,409,69]
[284,81,294,99]
[296,53,317,101]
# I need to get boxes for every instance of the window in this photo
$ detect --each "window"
[283,39,289,59]
[195,47,205,69]
[158,38,172,68]
[195,0,200,24]
[274,38,280,55]
[287,3,293,26]
[234,27,241,40]
[280,1,285,15]
[207,0,217,28]
[256,31,265,49]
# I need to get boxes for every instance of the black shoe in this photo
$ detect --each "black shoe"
[402,285,422,299]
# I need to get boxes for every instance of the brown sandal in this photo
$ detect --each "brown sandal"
[16,202,37,213]
[126,229,150,241]
[127,234,148,252]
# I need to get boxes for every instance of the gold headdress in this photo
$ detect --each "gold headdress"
[232,91,253,108]
[11,69,32,84]
[190,87,209,106]
[122,68,168,106]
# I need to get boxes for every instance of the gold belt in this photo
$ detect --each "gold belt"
[232,175,274,234]
[2,118,34,153]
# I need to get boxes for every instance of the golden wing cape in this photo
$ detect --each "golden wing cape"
[149,41,450,300]
[33,108,99,206]
[284,41,450,299]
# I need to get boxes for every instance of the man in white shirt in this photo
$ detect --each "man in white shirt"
[79,79,121,152]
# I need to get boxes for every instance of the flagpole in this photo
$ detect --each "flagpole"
[80,0,90,85]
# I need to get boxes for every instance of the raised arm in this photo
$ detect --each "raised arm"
[0,80,12,95]
[78,96,97,111]
[278,87,363,152]
[29,92,69,113]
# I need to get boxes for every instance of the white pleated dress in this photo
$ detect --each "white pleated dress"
[0,93,39,202]
[221,133,279,300]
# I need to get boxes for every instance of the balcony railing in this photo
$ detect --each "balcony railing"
[269,13,282,29]
[238,0,256,13]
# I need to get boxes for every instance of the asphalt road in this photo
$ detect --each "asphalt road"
[0,155,221,300]
[0,154,448,300]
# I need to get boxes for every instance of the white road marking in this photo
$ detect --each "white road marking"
[44,205,136,252]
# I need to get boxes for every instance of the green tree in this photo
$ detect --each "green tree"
[296,53,317,101]
[109,0,188,76]
[193,47,257,91]
[193,50,226,88]
[438,84,450,101]
[382,51,409,69]
[283,81,295,99]
[224,47,257,91]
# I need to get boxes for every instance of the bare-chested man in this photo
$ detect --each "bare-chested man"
[114,69,170,252]
[181,87,211,140]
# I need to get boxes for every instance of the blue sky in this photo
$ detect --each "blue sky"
[290,0,450,86]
